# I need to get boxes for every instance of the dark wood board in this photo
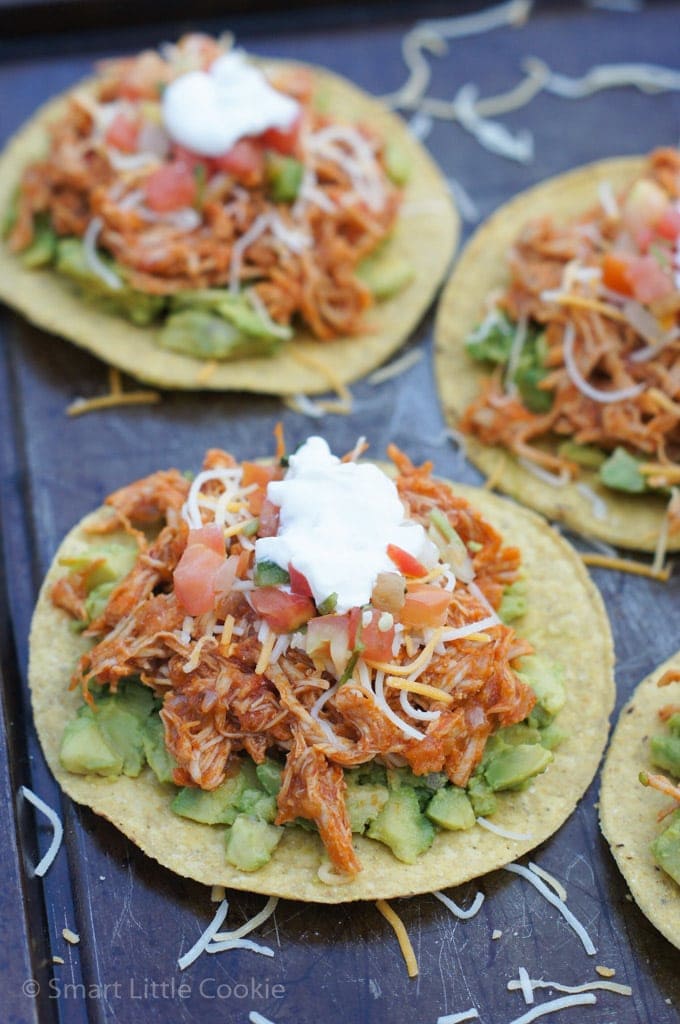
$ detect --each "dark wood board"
[0,3,679,1022]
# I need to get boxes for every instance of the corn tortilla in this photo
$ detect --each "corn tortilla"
[434,157,678,552]
[0,59,457,395]
[600,651,680,950]
[28,481,614,902]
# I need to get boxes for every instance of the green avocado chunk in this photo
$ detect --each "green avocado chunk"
[366,785,435,862]
[557,441,607,469]
[356,251,414,300]
[651,808,680,885]
[60,715,124,776]
[56,238,165,325]
[239,788,278,823]
[384,139,411,185]
[159,310,283,360]
[21,215,57,268]
[266,153,304,202]
[255,759,283,796]
[224,815,284,871]
[346,781,390,833]
[519,655,566,727]
[499,579,528,624]
[426,787,475,831]
[650,734,680,779]
[484,744,553,792]
[171,760,258,824]
[466,773,497,817]
[59,679,157,778]
[465,309,516,363]
[599,447,647,494]
[142,715,177,784]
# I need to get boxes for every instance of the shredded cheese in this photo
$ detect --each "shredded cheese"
[367,628,443,678]
[62,928,80,945]
[437,1011,479,1024]
[477,817,533,841]
[211,884,226,903]
[528,861,567,903]
[504,994,596,1024]
[368,348,424,385]
[385,675,454,705]
[178,900,229,970]
[433,889,485,920]
[255,629,277,675]
[507,976,632,999]
[195,359,219,384]
[66,387,161,417]
[580,552,671,582]
[20,785,64,877]
[249,1013,278,1024]
[375,899,419,978]
[505,862,596,955]
[288,348,353,412]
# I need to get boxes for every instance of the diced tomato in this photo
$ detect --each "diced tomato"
[260,113,302,157]
[656,206,680,241]
[171,144,210,174]
[105,113,140,153]
[212,139,265,186]
[257,498,280,538]
[288,564,313,598]
[174,543,225,615]
[360,611,395,662]
[241,462,281,515]
[628,254,674,304]
[188,523,224,556]
[386,544,427,578]
[399,585,451,629]
[249,587,315,633]
[144,161,197,212]
[602,252,634,297]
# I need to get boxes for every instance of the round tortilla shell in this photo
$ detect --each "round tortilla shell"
[0,60,458,394]
[29,482,614,902]
[600,651,680,950]
[434,156,678,552]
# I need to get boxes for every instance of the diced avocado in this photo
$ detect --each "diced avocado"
[224,815,283,871]
[356,252,414,300]
[557,441,607,469]
[159,310,279,360]
[21,215,57,268]
[667,713,680,738]
[266,153,304,202]
[94,703,147,777]
[345,762,388,788]
[426,786,475,831]
[2,186,19,239]
[171,760,257,824]
[538,721,567,751]
[495,723,543,747]
[217,296,292,341]
[254,560,290,586]
[60,540,138,591]
[519,655,566,720]
[346,782,389,833]
[366,786,435,863]
[650,734,680,779]
[169,288,234,312]
[386,766,446,794]
[484,743,553,792]
[85,582,116,623]
[513,331,552,413]
[142,715,177,784]
[465,309,516,363]
[239,788,278,823]
[499,579,528,624]
[599,447,647,494]
[55,238,165,325]
[384,140,411,185]
[466,773,497,817]
[102,677,158,723]
[60,715,123,776]
[651,808,680,885]
[256,759,283,796]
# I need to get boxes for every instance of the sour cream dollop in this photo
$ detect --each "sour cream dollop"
[162,51,299,158]
[255,437,439,613]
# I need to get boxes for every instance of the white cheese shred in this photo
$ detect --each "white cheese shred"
[518,967,534,1005]
[368,349,424,385]
[477,817,533,841]
[527,861,567,903]
[177,899,229,970]
[504,863,597,955]
[507,976,633,1000]
[249,1014,278,1024]
[504,993,596,1024]
[451,84,533,164]
[20,785,64,878]
[212,895,278,943]
[433,889,485,920]
[83,217,123,291]
[437,1010,480,1024]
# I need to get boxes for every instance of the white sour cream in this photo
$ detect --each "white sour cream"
[255,437,439,613]
[162,51,299,158]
